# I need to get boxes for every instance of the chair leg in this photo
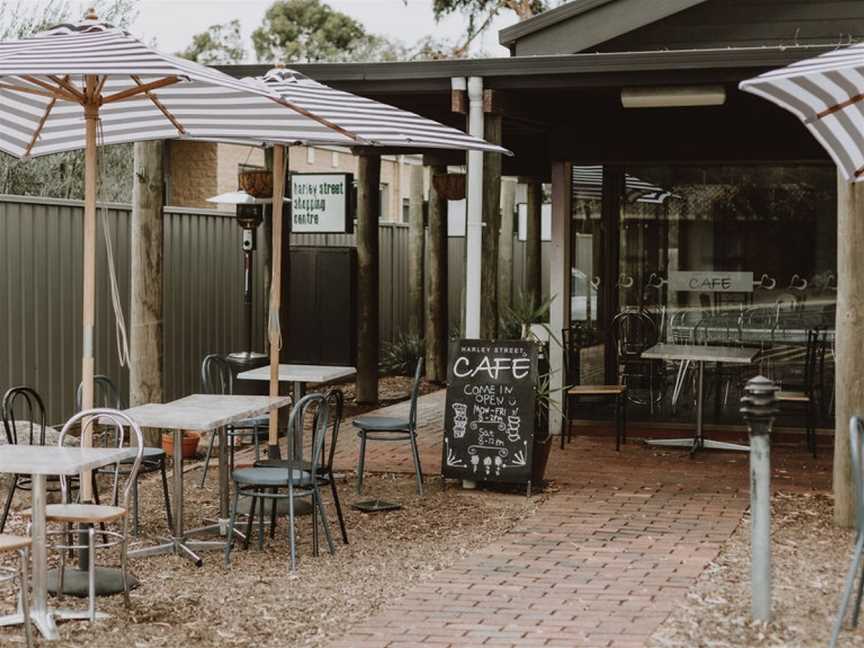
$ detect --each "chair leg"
[88,527,96,623]
[257,496,265,551]
[852,555,864,628]
[409,432,424,496]
[622,393,628,444]
[831,534,864,648]
[314,486,336,555]
[329,473,349,545]
[200,429,217,488]
[131,477,140,538]
[243,496,256,551]
[224,487,240,567]
[615,396,621,452]
[0,478,18,533]
[287,482,297,572]
[18,547,32,648]
[312,492,319,558]
[160,457,173,534]
[121,517,131,608]
[269,489,278,539]
[356,433,367,495]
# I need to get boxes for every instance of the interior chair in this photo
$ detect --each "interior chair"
[225,393,335,571]
[775,328,826,457]
[77,375,172,536]
[25,408,144,622]
[612,309,662,412]
[0,533,33,647]
[561,326,626,451]
[830,416,864,647]
[199,354,269,487]
[353,357,424,496]
[0,386,75,533]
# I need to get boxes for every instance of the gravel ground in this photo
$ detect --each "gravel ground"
[0,465,538,647]
[649,491,861,648]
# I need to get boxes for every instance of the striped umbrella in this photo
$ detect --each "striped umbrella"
[571,165,675,204]
[740,44,864,181]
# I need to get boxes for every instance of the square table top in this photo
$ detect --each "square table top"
[117,394,292,432]
[237,364,356,384]
[641,343,759,364]
[0,445,137,476]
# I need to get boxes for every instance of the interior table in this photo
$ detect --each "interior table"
[0,445,137,640]
[117,394,291,566]
[641,343,759,455]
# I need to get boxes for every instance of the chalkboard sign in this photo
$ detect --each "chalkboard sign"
[442,339,538,484]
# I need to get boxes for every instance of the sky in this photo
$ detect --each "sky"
[129,0,514,61]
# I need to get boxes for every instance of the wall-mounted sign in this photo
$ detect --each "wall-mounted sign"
[289,173,354,233]
[442,339,537,485]
[669,271,754,293]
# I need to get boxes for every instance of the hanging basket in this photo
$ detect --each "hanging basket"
[238,169,273,199]
[432,173,466,201]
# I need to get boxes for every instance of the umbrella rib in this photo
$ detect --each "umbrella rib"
[269,95,364,143]
[24,90,59,157]
[7,77,78,103]
[815,92,864,120]
[102,75,180,104]
[47,74,86,102]
[130,74,186,135]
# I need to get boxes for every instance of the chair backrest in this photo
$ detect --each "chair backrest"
[851,416,864,533]
[76,375,125,411]
[561,327,591,386]
[201,354,233,395]
[408,356,424,431]
[612,310,657,359]
[287,393,329,475]
[58,408,144,511]
[803,328,827,396]
[1,386,48,446]
[319,388,344,473]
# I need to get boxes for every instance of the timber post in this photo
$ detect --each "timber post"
[480,112,503,339]
[525,177,543,309]
[408,162,425,339]
[356,152,381,404]
[426,164,448,383]
[498,178,516,317]
[130,140,165,447]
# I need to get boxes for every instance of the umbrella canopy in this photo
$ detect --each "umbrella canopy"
[0,15,365,159]
[571,165,675,204]
[229,66,509,155]
[740,44,864,181]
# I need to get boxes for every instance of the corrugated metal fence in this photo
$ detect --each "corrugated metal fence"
[0,195,547,421]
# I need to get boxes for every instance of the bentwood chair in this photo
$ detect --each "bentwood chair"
[353,358,425,496]
[199,354,269,486]
[225,394,335,571]
[0,534,33,647]
[0,387,75,533]
[775,328,826,457]
[612,309,662,411]
[25,409,144,622]
[561,327,627,451]
[77,376,172,536]
[830,416,864,647]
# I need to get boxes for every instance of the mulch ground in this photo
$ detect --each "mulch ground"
[649,490,862,648]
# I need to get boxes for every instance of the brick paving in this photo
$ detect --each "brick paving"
[258,390,833,647]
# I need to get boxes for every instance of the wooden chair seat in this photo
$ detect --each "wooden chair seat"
[22,503,127,524]
[776,390,809,403]
[0,534,31,552]
[568,385,626,396]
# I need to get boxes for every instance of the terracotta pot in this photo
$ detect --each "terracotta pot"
[432,173,466,201]
[161,431,201,460]
[238,169,273,198]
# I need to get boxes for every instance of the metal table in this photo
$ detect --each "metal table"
[641,343,759,454]
[0,445,136,640]
[118,394,291,566]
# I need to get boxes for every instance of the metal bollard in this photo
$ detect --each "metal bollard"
[740,375,779,622]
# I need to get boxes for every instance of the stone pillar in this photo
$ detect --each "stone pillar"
[130,141,165,447]
[426,164,449,383]
[356,153,381,404]
[408,162,425,338]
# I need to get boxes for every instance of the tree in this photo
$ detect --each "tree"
[252,0,400,63]
[178,19,245,65]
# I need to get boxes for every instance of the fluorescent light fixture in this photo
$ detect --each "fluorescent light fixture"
[621,85,726,108]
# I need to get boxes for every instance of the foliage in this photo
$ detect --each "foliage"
[252,0,403,63]
[0,0,138,202]
[381,333,425,376]
[498,293,552,341]
[178,19,245,65]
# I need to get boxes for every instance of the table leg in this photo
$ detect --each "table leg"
[219,426,229,520]
[174,429,184,540]
[292,382,305,460]
[693,360,705,454]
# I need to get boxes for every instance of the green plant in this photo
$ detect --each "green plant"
[499,293,553,340]
[381,333,425,376]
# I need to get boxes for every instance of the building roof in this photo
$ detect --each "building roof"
[498,0,709,51]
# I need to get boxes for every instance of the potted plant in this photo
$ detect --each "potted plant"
[161,431,201,460]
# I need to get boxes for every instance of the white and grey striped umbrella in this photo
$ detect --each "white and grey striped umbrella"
[236,67,508,155]
[0,16,366,158]
[740,44,864,181]
[571,165,675,204]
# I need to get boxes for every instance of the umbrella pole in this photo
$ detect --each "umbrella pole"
[81,76,98,502]
[268,145,285,460]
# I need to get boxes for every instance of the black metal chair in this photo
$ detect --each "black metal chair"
[353,357,424,496]
[775,328,826,457]
[76,375,172,536]
[225,393,335,571]
[612,309,662,411]
[830,416,864,647]
[0,386,74,533]
[199,354,268,487]
[561,327,627,451]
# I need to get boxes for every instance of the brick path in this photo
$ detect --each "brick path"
[256,390,833,647]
